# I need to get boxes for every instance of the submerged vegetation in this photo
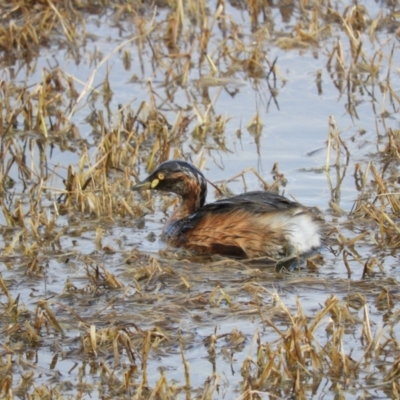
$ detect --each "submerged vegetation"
[1,0,400,398]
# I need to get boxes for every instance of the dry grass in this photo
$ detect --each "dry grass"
[1,0,400,399]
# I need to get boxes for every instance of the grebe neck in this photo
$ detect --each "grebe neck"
[167,177,207,224]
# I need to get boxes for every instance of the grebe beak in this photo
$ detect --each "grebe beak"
[131,180,152,191]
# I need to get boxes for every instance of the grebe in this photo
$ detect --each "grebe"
[132,160,321,259]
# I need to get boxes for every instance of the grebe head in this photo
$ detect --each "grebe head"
[132,160,207,208]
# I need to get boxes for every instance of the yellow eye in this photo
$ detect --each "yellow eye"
[158,173,165,180]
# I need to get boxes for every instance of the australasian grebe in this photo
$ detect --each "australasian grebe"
[132,160,321,259]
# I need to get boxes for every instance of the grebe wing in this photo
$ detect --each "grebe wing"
[201,191,302,214]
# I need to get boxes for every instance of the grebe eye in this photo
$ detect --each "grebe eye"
[158,173,165,180]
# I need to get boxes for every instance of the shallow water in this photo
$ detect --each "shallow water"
[1,1,400,399]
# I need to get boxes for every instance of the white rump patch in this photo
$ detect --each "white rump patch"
[266,211,321,254]
[285,213,321,253]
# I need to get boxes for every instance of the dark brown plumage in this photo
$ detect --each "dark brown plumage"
[132,160,321,258]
